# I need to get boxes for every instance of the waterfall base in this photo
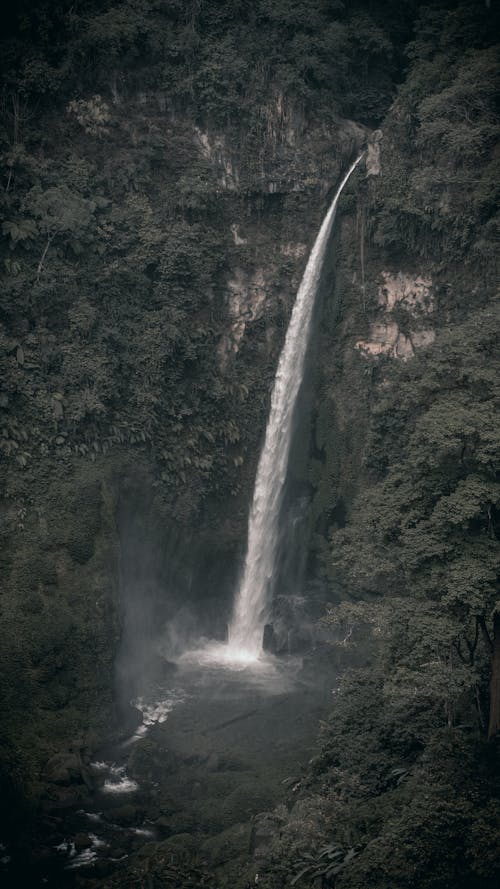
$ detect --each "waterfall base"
[177,640,304,696]
[178,640,268,671]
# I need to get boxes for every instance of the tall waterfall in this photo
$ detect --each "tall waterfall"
[228,155,364,659]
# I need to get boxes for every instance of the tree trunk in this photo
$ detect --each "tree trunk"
[487,612,500,740]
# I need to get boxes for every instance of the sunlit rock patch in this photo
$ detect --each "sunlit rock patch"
[356,270,435,359]
[217,267,271,363]
[280,242,307,259]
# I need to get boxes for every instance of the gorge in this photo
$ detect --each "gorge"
[1,2,499,888]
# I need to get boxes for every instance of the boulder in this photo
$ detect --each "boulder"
[42,752,82,785]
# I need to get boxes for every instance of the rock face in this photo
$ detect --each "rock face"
[195,127,239,190]
[366,129,383,177]
[218,268,270,363]
[0,104,369,806]
[0,94,441,817]
[356,271,435,359]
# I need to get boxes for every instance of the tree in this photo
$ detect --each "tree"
[328,306,500,738]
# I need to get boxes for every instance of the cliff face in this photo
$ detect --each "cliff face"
[0,93,491,798]
[0,1,407,803]
[0,95,369,796]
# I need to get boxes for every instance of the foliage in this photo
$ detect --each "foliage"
[296,273,500,887]
[368,2,500,261]
[2,0,418,124]
[291,842,360,886]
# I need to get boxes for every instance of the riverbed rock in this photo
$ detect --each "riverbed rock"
[73,832,92,851]
[42,752,82,785]
[105,804,140,826]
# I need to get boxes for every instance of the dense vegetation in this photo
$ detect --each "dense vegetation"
[0,1,499,887]
[0,0,422,518]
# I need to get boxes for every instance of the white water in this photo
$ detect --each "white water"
[90,761,139,794]
[227,155,364,659]
[121,690,186,746]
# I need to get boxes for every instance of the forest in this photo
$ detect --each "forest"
[0,1,499,887]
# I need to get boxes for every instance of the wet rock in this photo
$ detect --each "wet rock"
[73,832,92,851]
[105,804,140,826]
[42,752,82,785]
[158,658,178,680]
[129,738,179,781]
[41,784,90,809]
[89,858,118,878]
[157,798,179,818]
[108,845,128,859]
[119,702,143,737]
[154,815,175,837]
[263,623,277,654]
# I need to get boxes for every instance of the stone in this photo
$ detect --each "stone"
[154,815,175,837]
[73,833,92,851]
[106,804,140,826]
[42,752,82,785]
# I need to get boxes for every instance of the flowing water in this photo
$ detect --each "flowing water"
[227,155,364,659]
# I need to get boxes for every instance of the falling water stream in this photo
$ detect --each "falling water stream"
[181,154,364,670]
[227,154,364,659]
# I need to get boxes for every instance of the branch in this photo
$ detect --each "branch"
[454,638,467,665]
[478,616,494,654]
[464,619,480,665]
[474,684,487,732]
[37,232,55,280]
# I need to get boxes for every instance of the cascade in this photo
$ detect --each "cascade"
[227,155,364,660]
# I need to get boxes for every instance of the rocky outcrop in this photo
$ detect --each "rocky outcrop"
[356,271,435,359]
[218,268,270,363]
[366,129,383,177]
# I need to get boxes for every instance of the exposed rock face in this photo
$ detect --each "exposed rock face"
[217,268,271,363]
[356,271,435,359]
[366,129,383,176]
[230,223,247,245]
[1,107,369,810]
[195,127,239,190]
[378,271,433,313]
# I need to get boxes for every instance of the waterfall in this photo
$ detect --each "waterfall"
[228,155,364,659]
